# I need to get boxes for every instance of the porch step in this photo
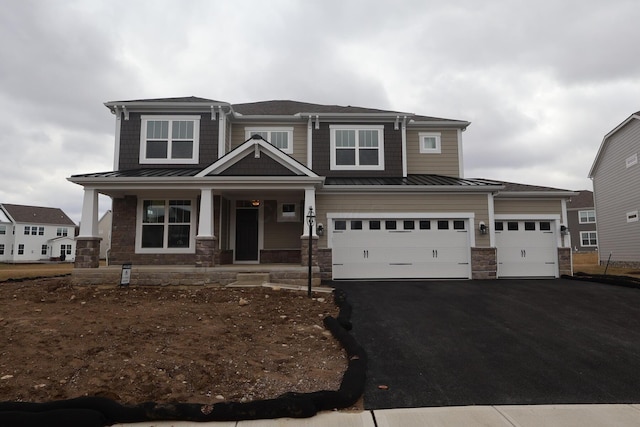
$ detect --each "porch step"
[234,273,270,285]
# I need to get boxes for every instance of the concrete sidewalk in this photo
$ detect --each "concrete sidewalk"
[116,404,640,426]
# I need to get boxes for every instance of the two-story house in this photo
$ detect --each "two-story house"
[566,190,598,253]
[0,203,76,263]
[69,97,574,285]
[589,111,640,267]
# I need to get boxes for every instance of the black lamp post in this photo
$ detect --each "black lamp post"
[306,206,315,298]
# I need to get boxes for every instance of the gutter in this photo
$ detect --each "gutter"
[494,191,579,198]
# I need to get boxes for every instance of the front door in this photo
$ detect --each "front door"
[235,209,259,261]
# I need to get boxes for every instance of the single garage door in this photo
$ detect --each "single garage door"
[331,218,470,279]
[495,220,558,278]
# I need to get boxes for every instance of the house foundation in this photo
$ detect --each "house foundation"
[74,237,101,268]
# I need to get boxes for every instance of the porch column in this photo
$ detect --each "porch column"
[197,188,215,238]
[301,187,318,272]
[196,188,217,268]
[75,188,101,268]
[78,188,99,237]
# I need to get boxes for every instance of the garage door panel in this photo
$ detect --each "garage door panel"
[331,217,470,280]
[495,220,558,278]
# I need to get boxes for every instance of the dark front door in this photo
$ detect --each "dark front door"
[235,209,259,261]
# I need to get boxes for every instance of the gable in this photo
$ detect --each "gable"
[198,136,318,178]
[217,153,298,176]
[590,113,640,178]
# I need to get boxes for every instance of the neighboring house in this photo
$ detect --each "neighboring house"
[566,190,597,252]
[589,111,640,267]
[98,210,112,260]
[68,97,575,282]
[0,203,77,263]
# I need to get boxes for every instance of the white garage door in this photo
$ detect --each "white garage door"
[331,218,471,279]
[495,220,558,278]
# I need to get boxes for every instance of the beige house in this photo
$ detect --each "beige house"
[69,97,574,285]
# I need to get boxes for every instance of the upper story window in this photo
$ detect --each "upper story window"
[579,210,596,224]
[0,225,5,235]
[419,132,442,154]
[140,115,200,164]
[245,127,293,154]
[330,125,384,170]
[57,227,68,237]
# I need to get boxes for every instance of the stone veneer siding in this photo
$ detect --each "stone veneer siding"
[471,247,497,280]
[317,248,333,282]
[195,237,217,267]
[300,237,318,267]
[558,247,572,276]
[74,237,101,268]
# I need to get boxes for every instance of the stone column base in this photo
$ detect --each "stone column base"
[195,237,218,268]
[558,247,572,276]
[74,237,102,269]
[471,247,497,280]
[300,236,318,267]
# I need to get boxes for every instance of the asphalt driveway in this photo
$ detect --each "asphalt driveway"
[333,279,640,410]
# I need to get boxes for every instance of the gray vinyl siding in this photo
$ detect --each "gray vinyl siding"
[118,112,218,170]
[494,199,563,215]
[315,192,490,248]
[406,128,460,177]
[566,209,598,252]
[592,119,640,263]
[262,200,304,249]
[230,122,307,165]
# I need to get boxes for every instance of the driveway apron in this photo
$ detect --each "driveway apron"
[334,279,640,410]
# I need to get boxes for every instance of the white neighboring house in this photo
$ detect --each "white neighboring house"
[98,209,112,260]
[0,203,77,263]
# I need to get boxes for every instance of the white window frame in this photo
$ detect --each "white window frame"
[278,202,300,222]
[135,198,196,254]
[245,127,294,154]
[41,244,48,256]
[627,210,639,223]
[56,227,68,237]
[17,244,24,255]
[0,225,5,235]
[419,132,442,154]
[580,231,598,247]
[578,210,596,224]
[140,115,200,164]
[0,244,4,255]
[330,125,385,171]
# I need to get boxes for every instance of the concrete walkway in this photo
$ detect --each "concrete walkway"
[116,404,640,426]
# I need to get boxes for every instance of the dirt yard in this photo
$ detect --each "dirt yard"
[0,277,348,406]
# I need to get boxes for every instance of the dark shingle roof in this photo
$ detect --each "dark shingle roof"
[232,100,412,116]
[1,204,75,225]
[107,96,224,104]
[567,190,594,209]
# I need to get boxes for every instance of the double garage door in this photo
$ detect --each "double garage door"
[495,220,558,278]
[331,218,471,279]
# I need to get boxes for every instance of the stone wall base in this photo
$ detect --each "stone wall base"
[74,237,101,269]
[558,247,572,276]
[471,247,497,280]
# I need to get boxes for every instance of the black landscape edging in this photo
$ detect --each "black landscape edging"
[563,273,640,289]
[0,288,366,426]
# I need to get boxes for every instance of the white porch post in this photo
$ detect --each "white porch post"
[197,188,215,238]
[303,187,317,237]
[78,188,99,237]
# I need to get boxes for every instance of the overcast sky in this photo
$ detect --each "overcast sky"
[1,0,639,223]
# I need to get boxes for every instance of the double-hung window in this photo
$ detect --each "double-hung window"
[580,231,597,247]
[138,199,194,252]
[245,127,293,154]
[57,228,68,237]
[579,210,596,224]
[419,132,442,154]
[140,116,200,164]
[330,125,384,170]
[0,225,5,235]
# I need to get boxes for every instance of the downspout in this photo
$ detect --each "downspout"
[401,116,408,177]
[217,106,226,159]
[113,107,122,170]
[307,116,313,169]
[488,193,495,248]
[457,128,465,178]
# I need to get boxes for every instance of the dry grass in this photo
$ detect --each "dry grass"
[573,264,640,279]
[0,263,73,281]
